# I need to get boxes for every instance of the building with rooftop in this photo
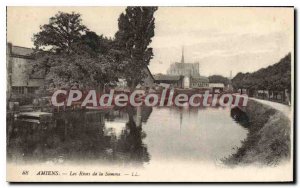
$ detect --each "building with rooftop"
[209,83,225,93]
[153,74,184,88]
[164,47,209,89]
[6,43,44,102]
[167,47,200,77]
[6,43,155,103]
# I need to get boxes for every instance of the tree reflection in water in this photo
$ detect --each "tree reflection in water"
[230,107,249,128]
[7,106,152,167]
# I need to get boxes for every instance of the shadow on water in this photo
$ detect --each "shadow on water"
[230,107,250,128]
[7,106,152,167]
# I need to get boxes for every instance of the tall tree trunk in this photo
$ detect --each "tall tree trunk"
[127,105,136,124]
[130,80,137,92]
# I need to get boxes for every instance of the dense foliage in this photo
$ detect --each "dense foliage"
[232,53,291,91]
[115,7,157,89]
[208,75,230,86]
[33,12,88,53]
[32,7,157,91]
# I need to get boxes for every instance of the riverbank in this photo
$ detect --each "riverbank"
[224,99,291,166]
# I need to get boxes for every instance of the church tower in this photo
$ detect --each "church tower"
[181,46,185,63]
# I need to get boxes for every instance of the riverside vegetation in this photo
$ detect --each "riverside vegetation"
[224,99,291,166]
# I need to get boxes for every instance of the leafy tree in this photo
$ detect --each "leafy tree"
[115,6,158,90]
[41,45,117,90]
[232,53,291,92]
[208,75,230,86]
[33,11,88,53]
[81,31,114,56]
[232,72,246,89]
[31,12,118,91]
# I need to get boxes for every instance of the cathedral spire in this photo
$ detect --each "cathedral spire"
[181,46,185,63]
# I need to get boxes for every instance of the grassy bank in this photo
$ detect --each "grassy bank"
[224,99,291,166]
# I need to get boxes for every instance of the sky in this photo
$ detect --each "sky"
[7,7,294,77]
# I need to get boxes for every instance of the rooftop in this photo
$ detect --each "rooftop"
[11,45,34,57]
[209,83,225,88]
[190,76,209,82]
[154,74,182,81]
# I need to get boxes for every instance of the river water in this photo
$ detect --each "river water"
[7,106,248,167]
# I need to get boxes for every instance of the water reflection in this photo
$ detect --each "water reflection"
[230,107,249,128]
[7,106,152,167]
[7,106,248,166]
[142,106,248,162]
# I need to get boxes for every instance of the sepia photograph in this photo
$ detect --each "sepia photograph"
[6,6,294,182]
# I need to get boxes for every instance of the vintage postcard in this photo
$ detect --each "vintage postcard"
[6,6,294,182]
